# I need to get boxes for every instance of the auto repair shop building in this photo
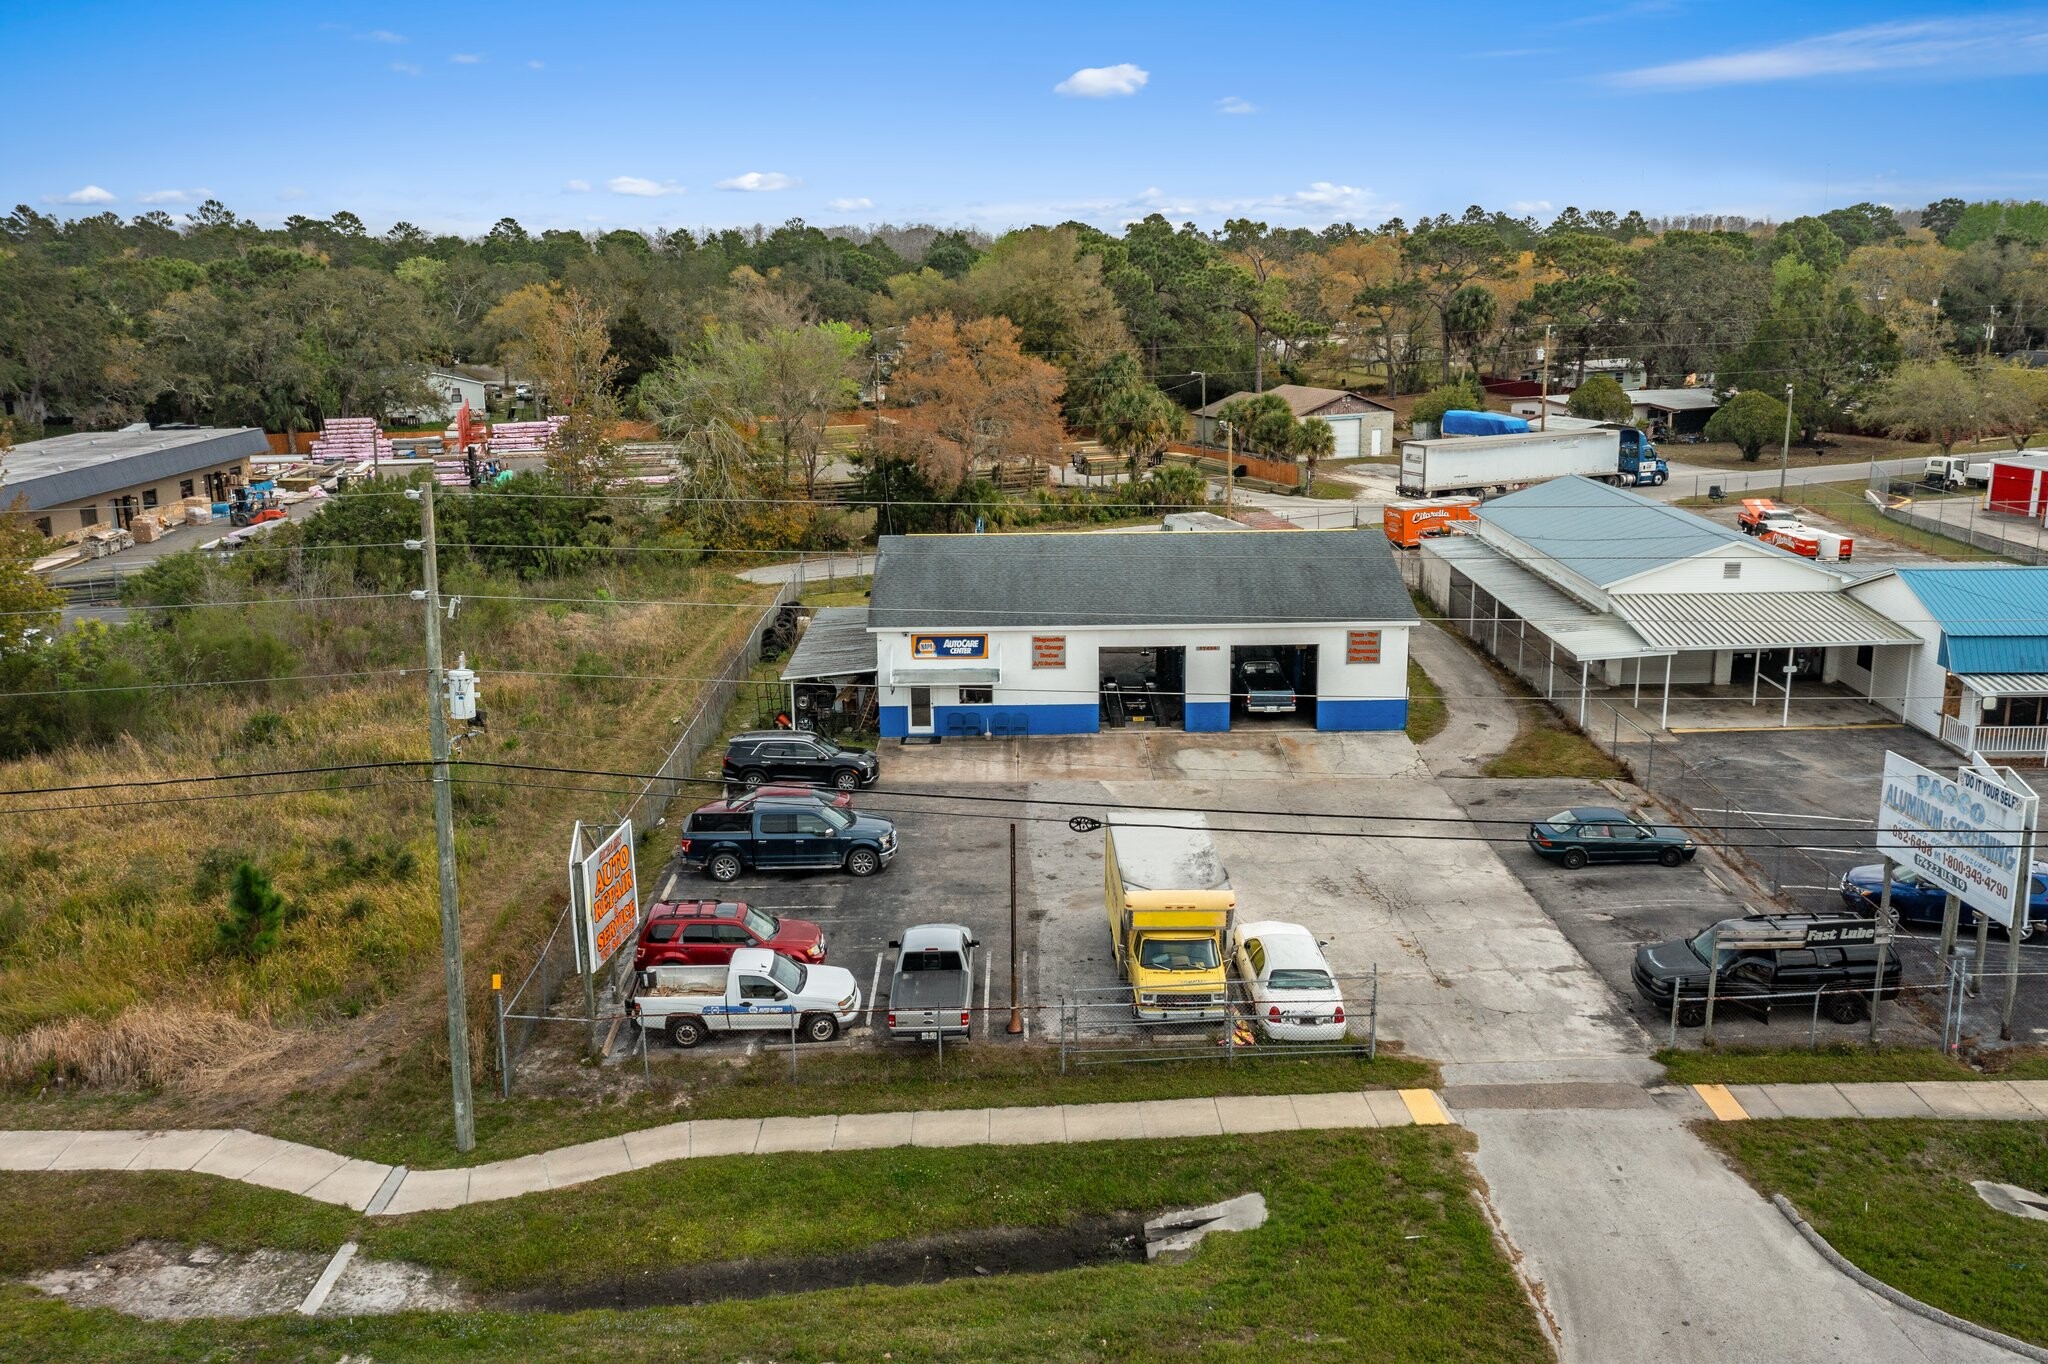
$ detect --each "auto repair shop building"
[867,530,1417,737]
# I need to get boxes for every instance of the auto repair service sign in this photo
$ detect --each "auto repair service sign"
[578,820,640,973]
[1876,753,2029,927]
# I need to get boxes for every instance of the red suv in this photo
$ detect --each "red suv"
[633,900,827,970]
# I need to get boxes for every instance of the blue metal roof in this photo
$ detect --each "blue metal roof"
[1895,567,2048,672]
[1475,476,1792,587]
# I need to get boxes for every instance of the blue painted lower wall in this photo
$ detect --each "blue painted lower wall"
[880,703,1100,738]
[1183,701,1231,732]
[1316,698,1408,731]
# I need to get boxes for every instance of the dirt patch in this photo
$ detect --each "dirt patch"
[506,1215,1148,1311]
[24,1240,471,1319]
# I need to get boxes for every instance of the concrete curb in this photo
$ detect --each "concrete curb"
[1772,1193,2048,1362]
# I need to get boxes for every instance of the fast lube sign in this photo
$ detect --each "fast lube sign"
[1876,753,2035,928]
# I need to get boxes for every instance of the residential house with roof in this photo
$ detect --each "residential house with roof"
[1418,476,1919,726]
[1193,385,1397,460]
[1848,566,2048,759]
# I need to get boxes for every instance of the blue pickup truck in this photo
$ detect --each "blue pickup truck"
[678,794,899,883]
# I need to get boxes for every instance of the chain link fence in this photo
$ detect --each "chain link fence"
[495,579,803,1093]
[1054,976,1379,1070]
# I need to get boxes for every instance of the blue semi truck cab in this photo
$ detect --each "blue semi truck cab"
[1614,427,1666,486]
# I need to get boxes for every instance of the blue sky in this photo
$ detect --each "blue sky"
[6,1,2046,236]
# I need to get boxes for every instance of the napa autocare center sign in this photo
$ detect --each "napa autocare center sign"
[1876,754,2032,928]
[574,820,640,973]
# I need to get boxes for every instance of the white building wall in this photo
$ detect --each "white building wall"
[1613,546,1848,595]
[1848,575,1945,738]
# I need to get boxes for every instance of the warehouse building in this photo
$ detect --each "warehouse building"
[866,530,1416,737]
[1419,477,1919,727]
[1193,385,1398,460]
[3,426,268,538]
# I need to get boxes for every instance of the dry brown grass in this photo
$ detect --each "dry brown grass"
[0,564,772,1096]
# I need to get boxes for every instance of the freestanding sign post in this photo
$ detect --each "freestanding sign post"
[568,819,642,1052]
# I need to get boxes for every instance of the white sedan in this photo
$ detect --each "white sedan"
[1230,920,1346,1042]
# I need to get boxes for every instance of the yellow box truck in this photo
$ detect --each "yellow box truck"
[1104,809,1234,1021]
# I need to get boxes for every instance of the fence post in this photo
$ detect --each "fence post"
[1668,981,1682,1048]
[790,1011,799,1083]
[1368,963,1378,1060]
[1703,931,1721,1046]
[1809,986,1821,1050]
[493,977,510,1100]
[640,1019,650,1087]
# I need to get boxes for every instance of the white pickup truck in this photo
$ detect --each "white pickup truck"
[628,947,863,1048]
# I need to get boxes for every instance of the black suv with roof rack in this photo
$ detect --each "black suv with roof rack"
[722,731,878,792]
[1633,913,1902,1026]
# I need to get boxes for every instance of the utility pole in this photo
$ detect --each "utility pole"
[1191,371,1207,424]
[1006,822,1022,1035]
[1538,325,1552,433]
[1777,383,1795,500]
[1988,305,2000,360]
[1223,421,1236,514]
[409,482,476,1154]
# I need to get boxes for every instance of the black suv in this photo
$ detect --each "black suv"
[723,731,878,792]
[1633,914,1902,1026]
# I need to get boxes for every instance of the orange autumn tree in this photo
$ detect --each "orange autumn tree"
[881,313,1065,488]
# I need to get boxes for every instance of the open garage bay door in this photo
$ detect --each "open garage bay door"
[1100,646,1186,729]
[1230,644,1318,727]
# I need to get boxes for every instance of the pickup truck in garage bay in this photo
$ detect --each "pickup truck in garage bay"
[886,923,978,1041]
[628,947,864,1048]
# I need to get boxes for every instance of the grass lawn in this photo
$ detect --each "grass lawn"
[1406,658,1448,743]
[1788,481,2015,562]
[0,1128,1550,1362]
[0,1046,1434,1171]
[1305,478,1361,500]
[1656,1045,1980,1086]
[800,572,872,607]
[1703,1119,2048,1347]
[1482,713,1626,781]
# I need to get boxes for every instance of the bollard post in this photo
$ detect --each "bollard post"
[492,974,510,1101]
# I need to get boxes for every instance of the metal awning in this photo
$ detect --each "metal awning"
[780,607,877,682]
[891,666,1001,686]
[1426,537,1665,661]
[1958,673,2048,697]
[1616,591,1921,651]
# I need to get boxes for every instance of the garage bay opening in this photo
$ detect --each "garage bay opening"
[1099,646,1187,729]
[1230,644,1318,727]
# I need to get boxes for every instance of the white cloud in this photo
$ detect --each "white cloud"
[1509,199,1554,215]
[607,175,687,197]
[1054,62,1148,97]
[718,171,800,192]
[360,28,406,44]
[1216,96,1256,115]
[44,185,115,205]
[565,178,592,192]
[137,188,211,205]
[829,196,875,212]
[451,52,482,64]
[390,61,421,75]
[527,59,544,69]
[1614,16,2048,89]
[278,187,310,202]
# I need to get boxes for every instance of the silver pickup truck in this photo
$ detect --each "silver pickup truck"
[885,923,978,1041]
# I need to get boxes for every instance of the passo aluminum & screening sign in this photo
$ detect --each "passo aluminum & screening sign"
[1876,753,2029,927]
[578,820,640,973]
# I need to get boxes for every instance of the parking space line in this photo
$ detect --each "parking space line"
[1693,1084,1750,1122]
[1691,808,1870,823]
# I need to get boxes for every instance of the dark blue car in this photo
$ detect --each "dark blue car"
[1839,863,2048,939]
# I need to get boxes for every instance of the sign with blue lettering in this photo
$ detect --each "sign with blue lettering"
[1876,753,2034,927]
[911,634,988,660]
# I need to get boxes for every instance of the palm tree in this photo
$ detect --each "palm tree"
[1291,417,1335,493]
[1100,385,1188,477]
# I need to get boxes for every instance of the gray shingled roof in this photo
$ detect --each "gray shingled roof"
[2,427,268,510]
[868,530,1416,629]
[1477,475,1827,588]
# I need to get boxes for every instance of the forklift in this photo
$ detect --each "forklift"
[229,486,285,527]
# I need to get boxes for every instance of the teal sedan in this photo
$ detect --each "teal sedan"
[1527,806,1697,870]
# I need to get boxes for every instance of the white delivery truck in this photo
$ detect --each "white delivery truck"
[1399,427,1666,497]
[628,947,863,1048]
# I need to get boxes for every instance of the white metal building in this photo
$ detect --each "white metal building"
[867,530,1416,737]
[1419,477,1919,725]
[1194,385,1397,459]
[1849,566,2048,759]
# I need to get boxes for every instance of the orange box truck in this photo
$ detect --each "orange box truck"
[1383,497,1478,548]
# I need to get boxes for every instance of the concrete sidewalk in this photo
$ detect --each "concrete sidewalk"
[1697,1078,2048,1122]
[0,1088,1450,1217]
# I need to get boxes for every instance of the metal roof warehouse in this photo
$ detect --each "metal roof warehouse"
[864,530,1417,737]
[1419,477,1917,728]
[3,426,268,532]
